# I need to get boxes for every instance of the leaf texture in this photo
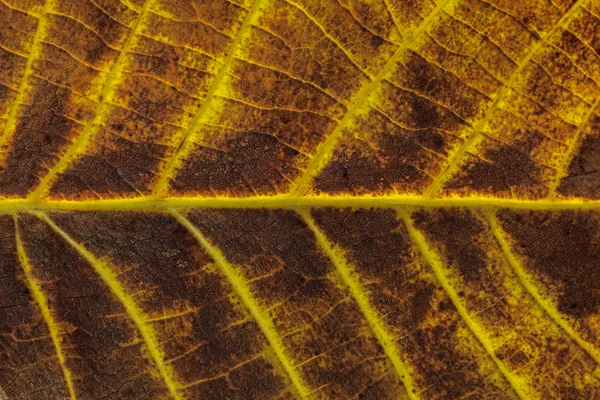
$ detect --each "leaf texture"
[1,0,600,399]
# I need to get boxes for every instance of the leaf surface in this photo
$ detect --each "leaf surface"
[1,0,600,398]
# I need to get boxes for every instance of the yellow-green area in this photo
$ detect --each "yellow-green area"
[397,207,531,399]
[170,209,313,399]
[13,213,77,400]
[36,212,184,400]
[298,209,419,400]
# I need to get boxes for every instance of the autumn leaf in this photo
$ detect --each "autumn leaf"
[1,0,600,399]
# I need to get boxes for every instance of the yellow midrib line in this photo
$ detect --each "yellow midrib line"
[287,0,452,195]
[546,94,600,199]
[13,214,77,400]
[36,212,184,400]
[151,0,269,197]
[170,209,312,399]
[485,209,600,365]
[0,195,599,213]
[0,0,54,153]
[397,208,530,400]
[28,0,154,200]
[298,209,419,400]
[423,0,585,198]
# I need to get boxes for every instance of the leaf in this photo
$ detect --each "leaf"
[0,0,599,399]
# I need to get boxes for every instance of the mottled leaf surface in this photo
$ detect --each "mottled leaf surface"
[1,0,600,399]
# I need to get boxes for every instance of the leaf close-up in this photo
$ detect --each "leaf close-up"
[1,0,600,399]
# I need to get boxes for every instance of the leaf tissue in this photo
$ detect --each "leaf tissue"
[1,0,600,398]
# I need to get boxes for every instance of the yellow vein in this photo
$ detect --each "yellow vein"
[547,95,600,199]
[151,0,269,197]
[297,209,419,400]
[424,0,586,198]
[0,0,54,154]
[397,208,530,400]
[287,0,452,195]
[36,212,183,400]
[484,209,600,365]
[13,213,77,400]
[28,0,154,200]
[1,195,600,213]
[169,209,311,399]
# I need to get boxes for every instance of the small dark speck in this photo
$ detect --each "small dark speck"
[371,35,384,47]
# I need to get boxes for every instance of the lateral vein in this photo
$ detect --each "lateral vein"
[170,209,312,399]
[151,0,269,197]
[298,209,419,400]
[13,213,77,400]
[28,0,154,200]
[287,0,453,195]
[397,208,530,400]
[36,212,183,400]
[485,209,600,366]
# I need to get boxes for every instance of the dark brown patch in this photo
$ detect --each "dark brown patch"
[49,135,167,198]
[45,13,116,67]
[314,138,424,195]
[171,132,306,196]
[314,126,448,195]
[18,213,169,399]
[313,71,467,195]
[371,35,384,47]
[498,210,600,319]
[410,90,440,128]
[558,133,600,199]
[393,51,486,122]
[0,81,73,196]
[0,215,69,399]
[444,136,546,197]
